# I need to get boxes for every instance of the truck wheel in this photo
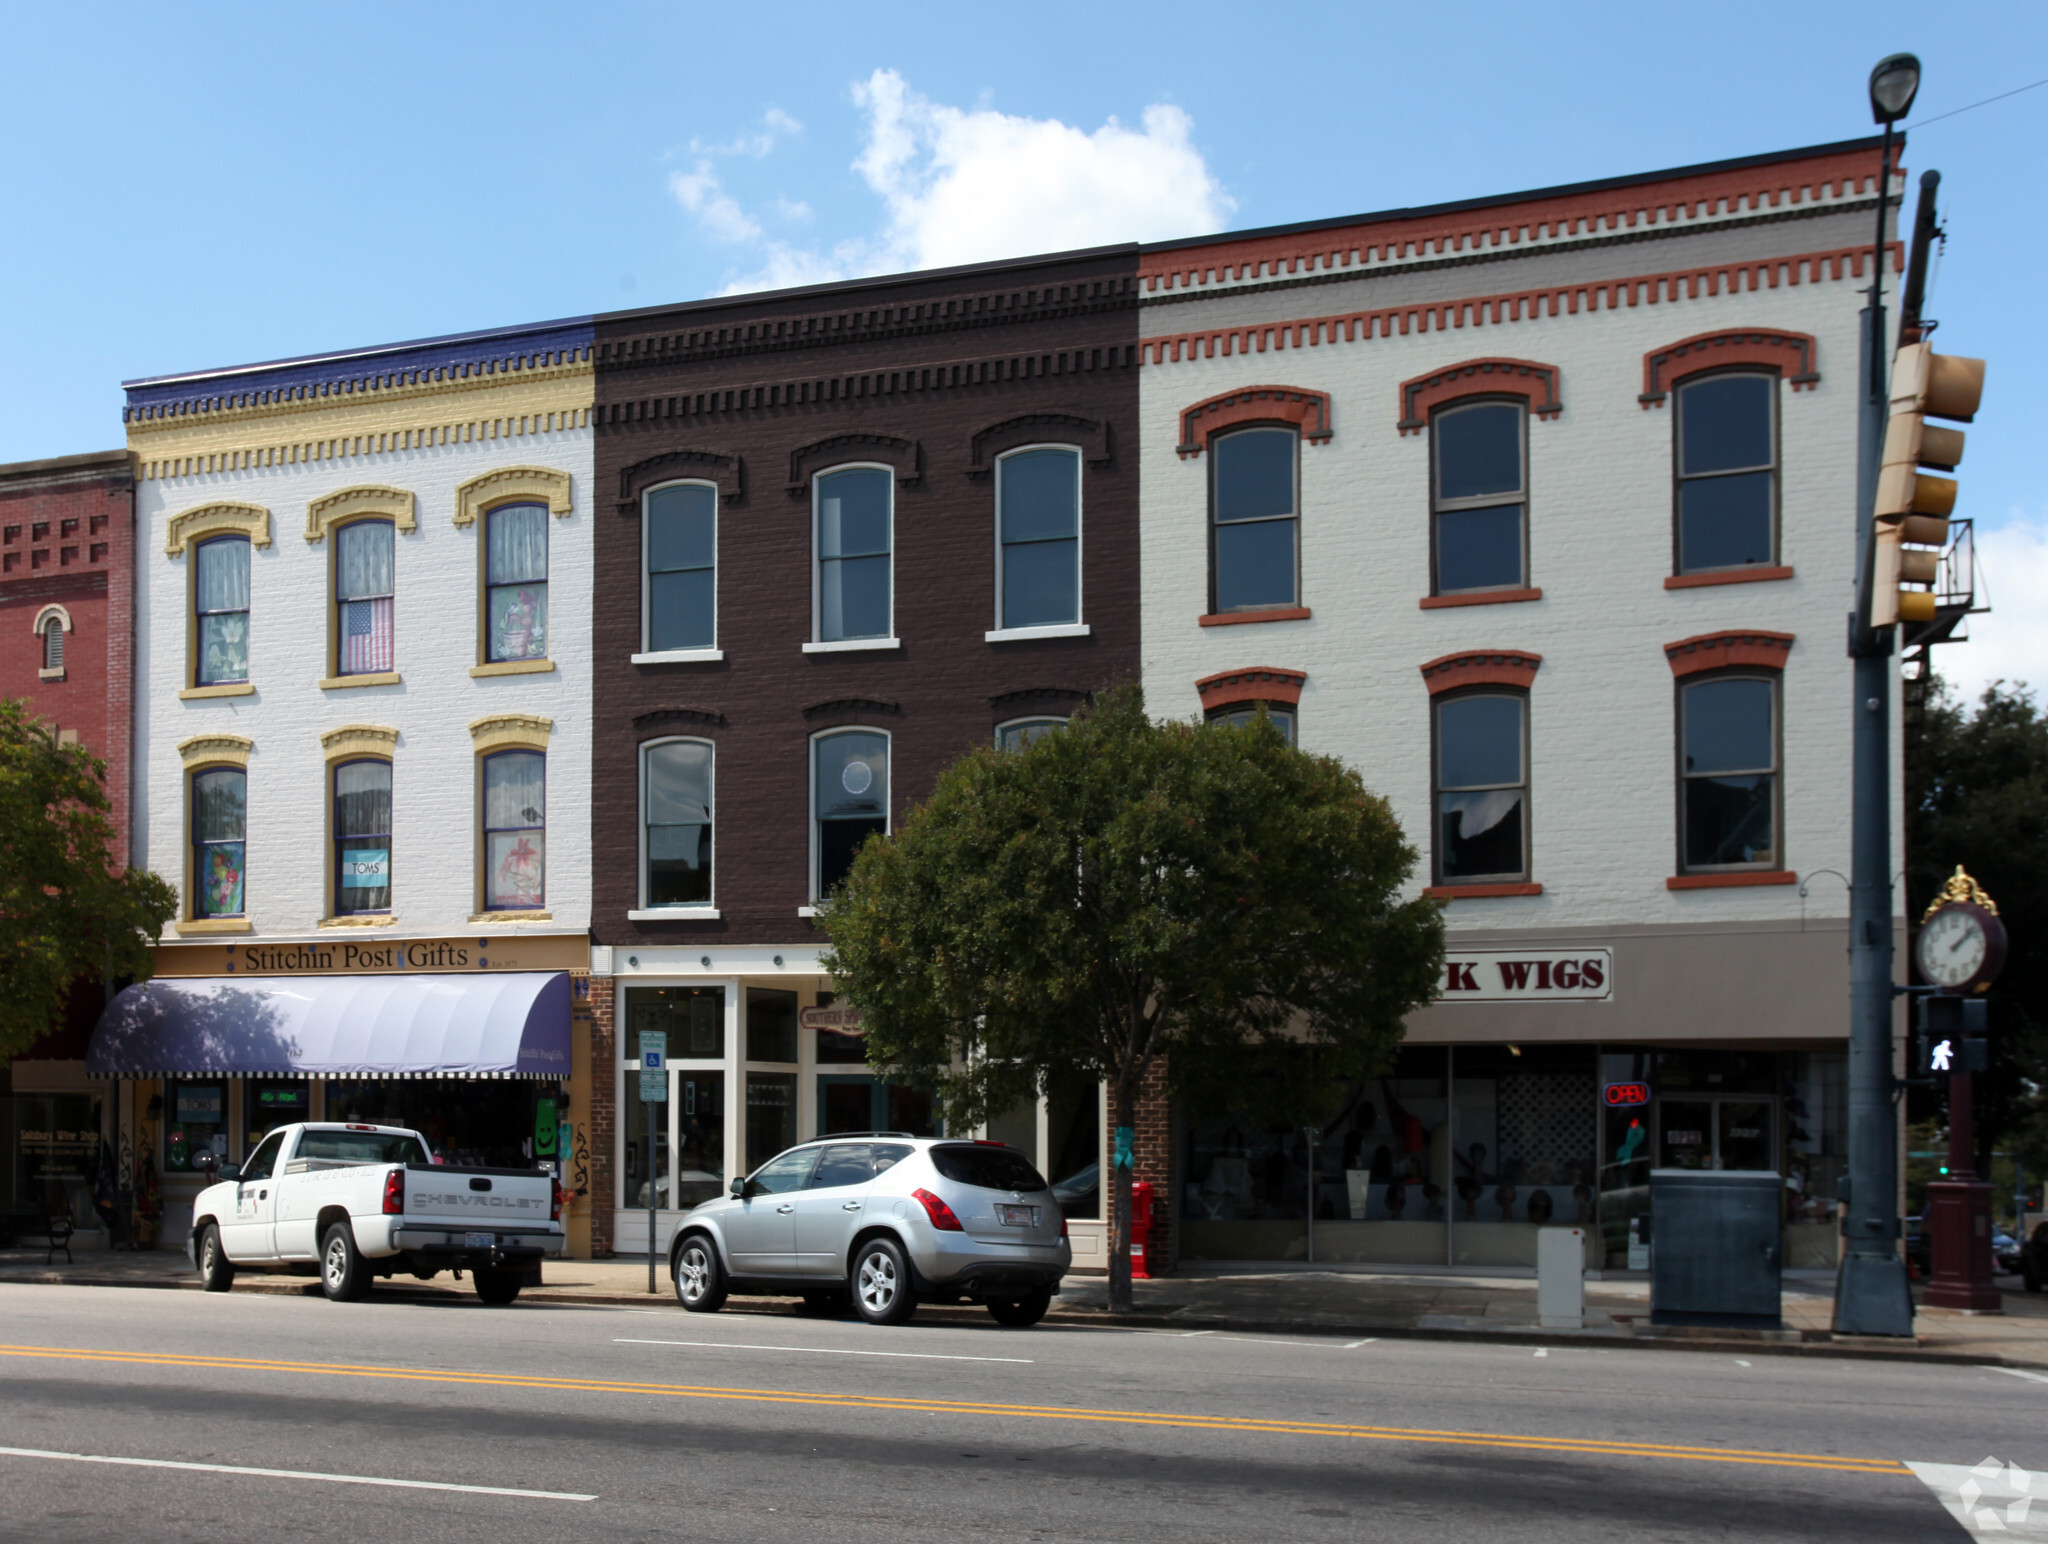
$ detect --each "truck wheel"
[197,1225,235,1293]
[852,1237,917,1326]
[473,1268,522,1305]
[320,1222,369,1301]
[673,1235,727,1313]
[986,1288,1052,1328]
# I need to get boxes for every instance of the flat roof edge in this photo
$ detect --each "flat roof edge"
[122,314,596,392]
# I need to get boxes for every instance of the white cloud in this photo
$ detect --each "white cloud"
[699,70,1233,296]
[1936,510,2048,702]
[688,107,804,160]
[668,161,761,244]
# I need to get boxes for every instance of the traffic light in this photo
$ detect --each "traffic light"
[1870,342,1984,627]
[1920,994,1989,1074]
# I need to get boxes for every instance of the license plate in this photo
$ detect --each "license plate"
[996,1205,1036,1228]
[464,1232,494,1249]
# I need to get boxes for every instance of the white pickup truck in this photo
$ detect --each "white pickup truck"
[187,1121,565,1305]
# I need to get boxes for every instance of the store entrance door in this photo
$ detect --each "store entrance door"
[1657,1098,1776,1172]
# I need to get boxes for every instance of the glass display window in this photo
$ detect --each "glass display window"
[163,1080,228,1173]
[626,986,724,1060]
[244,1080,308,1148]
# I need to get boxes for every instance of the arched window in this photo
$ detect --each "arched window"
[41,615,65,674]
[195,534,249,685]
[1679,675,1779,871]
[1434,692,1528,885]
[1674,373,1777,575]
[191,768,247,919]
[643,482,718,654]
[334,520,395,676]
[813,729,889,900]
[1431,401,1528,595]
[642,739,714,908]
[482,749,546,910]
[1210,427,1298,613]
[484,502,549,663]
[1206,702,1296,743]
[995,447,1082,631]
[995,716,1067,752]
[333,759,393,914]
[813,467,893,644]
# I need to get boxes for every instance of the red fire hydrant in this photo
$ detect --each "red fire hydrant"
[1129,1180,1156,1280]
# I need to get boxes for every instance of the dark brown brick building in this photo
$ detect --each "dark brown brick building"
[587,247,1142,1265]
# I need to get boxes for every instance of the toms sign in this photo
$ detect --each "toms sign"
[1438,950,1612,1003]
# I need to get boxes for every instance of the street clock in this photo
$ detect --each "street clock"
[1914,867,2007,994]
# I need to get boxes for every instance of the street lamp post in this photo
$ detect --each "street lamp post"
[1834,52,1921,1338]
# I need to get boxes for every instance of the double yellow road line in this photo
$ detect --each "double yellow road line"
[0,1343,1909,1477]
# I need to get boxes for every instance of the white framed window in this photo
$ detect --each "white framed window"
[995,716,1067,751]
[1431,400,1528,595]
[1675,372,1779,575]
[640,481,720,661]
[990,445,1085,640]
[809,466,895,649]
[1433,692,1529,884]
[812,728,889,902]
[194,535,249,685]
[1210,427,1299,612]
[639,738,714,912]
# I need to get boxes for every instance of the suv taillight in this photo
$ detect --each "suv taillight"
[551,1181,564,1223]
[1060,1215,1069,1239]
[382,1170,404,1216]
[911,1188,964,1232]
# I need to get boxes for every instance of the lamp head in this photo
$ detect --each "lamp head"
[1869,53,1922,124]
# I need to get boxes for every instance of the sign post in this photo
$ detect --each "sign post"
[640,1031,666,1295]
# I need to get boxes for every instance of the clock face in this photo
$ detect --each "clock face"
[1917,906,1989,989]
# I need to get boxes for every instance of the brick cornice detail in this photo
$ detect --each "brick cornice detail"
[1397,357,1561,436]
[177,733,253,770]
[616,448,743,514]
[1663,629,1794,677]
[802,697,902,721]
[989,686,1091,713]
[469,712,553,753]
[1639,329,1818,407]
[1196,666,1307,711]
[1140,242,1894,367]
[319,723,399,763]
[787,434,921,497]
[967,413,1110,480]
[633,707,725,732]
[1419,650,1541,696]
[1176,386,1332,459]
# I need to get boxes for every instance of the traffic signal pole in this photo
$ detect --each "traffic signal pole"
[1832,155,1935,1338]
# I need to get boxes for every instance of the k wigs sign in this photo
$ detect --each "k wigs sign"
[1438,950,1612,1003]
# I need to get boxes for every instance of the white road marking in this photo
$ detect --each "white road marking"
[1533,1349,1548,1358]
[0,1446,594,1501]
[1735,1359,1752,1367]
[1344,1339,1378,1348]
[1906,1458,2044,1540]
[616,1337,1031,1364]
[1178,1330,1215,1338]
[1989,1367,2048,1385]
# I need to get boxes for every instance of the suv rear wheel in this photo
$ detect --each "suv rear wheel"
[674,1235,728,1313]
[852,1237,917,1326]
[986,1288,1052,1327]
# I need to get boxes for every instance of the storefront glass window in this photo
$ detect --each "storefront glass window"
[244,1080,308,1149]
[622,1079,668,1210]
[163,1080,228,1173]
[746,989,798,1064]
[325,1079,537,1167]
[747,1073,798,1171]
[1784,1050,1845,1267]
[625,986,724,1060]
[1448,1044,1596,1266]
[1047,1082,1100,1221]
[6,1093,100,1221]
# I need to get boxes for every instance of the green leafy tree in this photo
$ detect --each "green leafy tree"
[821,686,1445,1310]
[1905,676,2048,1181]
[0,700,177,1063]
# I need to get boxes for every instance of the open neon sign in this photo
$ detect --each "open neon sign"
[1603,1082,1651,1108]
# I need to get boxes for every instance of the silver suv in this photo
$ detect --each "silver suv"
[668,1135,1071,1327]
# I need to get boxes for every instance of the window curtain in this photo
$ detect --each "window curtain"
[337,521,394,599]
[196,538,250,610]
[488,505,548,584]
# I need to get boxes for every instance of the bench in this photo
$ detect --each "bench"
[0,1205,74,1264]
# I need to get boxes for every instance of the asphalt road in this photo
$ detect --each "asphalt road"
[0,1281,2040,1543]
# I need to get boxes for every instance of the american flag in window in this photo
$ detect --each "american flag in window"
[341,597,394,674]
[335,520,395,676]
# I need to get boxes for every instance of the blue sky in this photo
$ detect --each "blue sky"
[4,1,2042,690]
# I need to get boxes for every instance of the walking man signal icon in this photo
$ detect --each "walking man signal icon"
[1931,1038,1954,1072]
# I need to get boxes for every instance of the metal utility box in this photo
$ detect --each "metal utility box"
[1649,1169,1783,1328]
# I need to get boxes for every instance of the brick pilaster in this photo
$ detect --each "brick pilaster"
[1134,1056,1178,1274]
[587,976,616,1256]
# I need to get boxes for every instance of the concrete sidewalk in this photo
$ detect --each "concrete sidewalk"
[6,1245,2045,1367]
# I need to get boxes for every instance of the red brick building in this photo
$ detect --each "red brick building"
[1,449,138,1225]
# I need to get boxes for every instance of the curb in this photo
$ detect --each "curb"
[5,1272,2042,1370]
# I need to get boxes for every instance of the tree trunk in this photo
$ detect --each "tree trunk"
[1108,1079,1135,1313]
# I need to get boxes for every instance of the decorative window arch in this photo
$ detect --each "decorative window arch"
[1639,330,1818,408]
[1397,357,1562,436]
[164,501,270,558]
[787,434,921,497]
[968,413,1111,479]
[34,604,71,675]
[320,724,400,764]
[1419,649,1542,696]
[1663,629,1794,678]
[453,466,572,528]
[615,448,742,514]
[178,733,254,770]
[304,486,416,543]
[1196,666,1306,713]
[32,603,73,637]
[469,712,553,754]
[1176,385,1331,460]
